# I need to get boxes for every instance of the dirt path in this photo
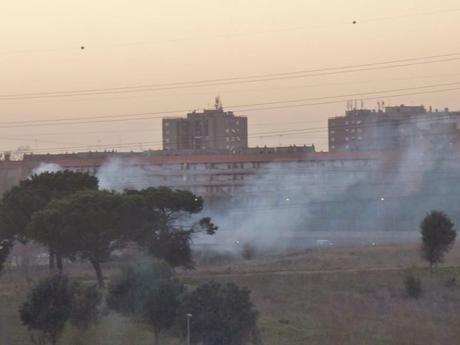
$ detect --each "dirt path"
[186,265,436,279]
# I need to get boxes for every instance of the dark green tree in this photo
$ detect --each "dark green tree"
[19,275,75,345]
[28,190,125,287]
[107,261,183,345]
[421,210,457,272]
[0,171,98,270]
[125,187,217,268]
[181,282,259,345]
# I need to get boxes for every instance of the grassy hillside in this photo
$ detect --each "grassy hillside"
[2,244,460,345]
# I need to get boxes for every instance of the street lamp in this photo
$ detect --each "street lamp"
[186,313,192,345]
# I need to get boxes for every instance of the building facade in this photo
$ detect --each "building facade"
[329,105,460,152]
[163,100,248,152]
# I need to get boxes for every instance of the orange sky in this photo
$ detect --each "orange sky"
[1,0,460,153]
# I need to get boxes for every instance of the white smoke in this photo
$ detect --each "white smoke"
[32,163,63,175]
[97,158,163,191]
[94,146,457,255]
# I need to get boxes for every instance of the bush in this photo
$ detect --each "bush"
[70,284,102,330]
[445,277,457,289]
[20,275,75,345]
[195,249,237,266]
[19,275,102,345]
[107,261,183,345]
[241,243,256,260]
[181,281,258,345]
[405,275,422,299]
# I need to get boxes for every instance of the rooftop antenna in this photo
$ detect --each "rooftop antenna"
[215,96,223,110]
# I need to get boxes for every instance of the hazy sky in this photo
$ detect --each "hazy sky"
[1,0,460,153]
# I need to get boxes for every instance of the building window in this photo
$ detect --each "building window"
[165,122,170,127]
[331,138,335,142]
[330,130,335,134]
[345,137,349,141]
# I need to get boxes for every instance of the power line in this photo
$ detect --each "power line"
[0,83,459,152]
[3,85,460,153]
[0,80,458,129]
[1,54,460,100]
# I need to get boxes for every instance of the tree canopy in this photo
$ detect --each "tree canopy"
[28,190,126,287]
[1,170,98,241]
[125,187,217,268]
[0,171,98,270]
[1,172,217,278]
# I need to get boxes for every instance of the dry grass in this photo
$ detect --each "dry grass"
[2,243,460,345]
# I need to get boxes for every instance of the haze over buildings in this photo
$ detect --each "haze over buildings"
[329,104,460,152]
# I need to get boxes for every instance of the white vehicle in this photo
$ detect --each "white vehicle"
[316,239,334,247]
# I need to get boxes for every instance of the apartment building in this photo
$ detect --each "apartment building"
[163,99,248,152]
[329,105,460,152]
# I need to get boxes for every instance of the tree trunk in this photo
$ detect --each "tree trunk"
[56,253,63,273]
[48,248,55,270]
[89,258,105,288]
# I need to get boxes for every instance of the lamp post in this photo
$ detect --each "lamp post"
[186,313,192,345]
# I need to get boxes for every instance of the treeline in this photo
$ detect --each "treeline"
[0,171,261,345]
[0,170,217,286]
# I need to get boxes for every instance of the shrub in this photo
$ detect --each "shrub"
[241,243,256,261]
[20,275,75,345]
[405,275,422,299]
[181,281,258,345]
[70,284,102,330]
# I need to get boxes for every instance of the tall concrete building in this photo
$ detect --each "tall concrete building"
[328,105,460,152]
[163,98,248,152]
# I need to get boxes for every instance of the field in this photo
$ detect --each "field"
[2,243,460,345]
